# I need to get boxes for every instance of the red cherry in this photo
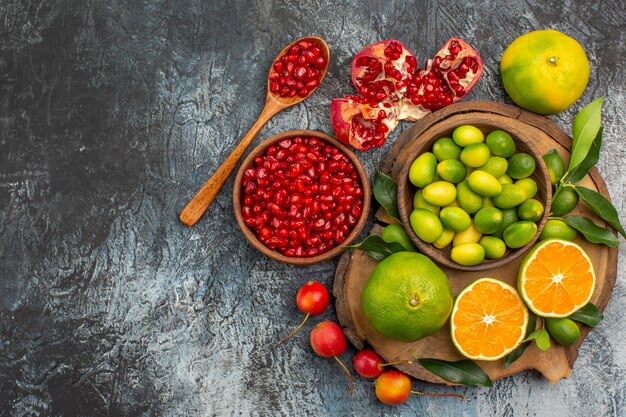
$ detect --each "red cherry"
[277,281,328,345]
[310,321,353,396]
[353,349,383,378]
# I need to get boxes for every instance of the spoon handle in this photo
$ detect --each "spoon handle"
[179,100,282,226]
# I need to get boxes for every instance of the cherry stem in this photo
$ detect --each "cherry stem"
[378,359,413,369]
[333,356,354,397]
[411,390,465,399]
[276,312,310,346]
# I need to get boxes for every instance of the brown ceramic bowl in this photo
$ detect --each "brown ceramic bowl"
[397,113,552,271]
[233,130,370,265]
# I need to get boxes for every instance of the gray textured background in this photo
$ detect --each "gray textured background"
[1,0,624,416]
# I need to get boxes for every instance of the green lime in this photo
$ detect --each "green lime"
[439,207,471,232]
[409,152,437,188]
[498,174,514,185]
[467,171,502,197]
[503,221,538,248]
[445,199,460,208]
[433,137,462,161]
[453,221,483,246]
[493,208,519,239]
[477,156,508,178]
[482,197,495,208]
[460,143,491,168]
[433,228,455,249]
[551,186,579,216]
[543,152,566,185]
[437,159,467,184]
[515,178,538,200]
[382,224,416,252]
[456,180,483,214]
[474,207,504,234]
[507,153,536,179]
[539,219,578,241]
[517,199,544,222]
[422,181,457,207]
[545,317,580,346]
[410,208,444,243]
[361,252,453,342]
[493,183,527,209]
[479,236,507,259]
[451,243,486,266]
[452,125,484,146]
[413,189,440,215]
[486,130,516,157]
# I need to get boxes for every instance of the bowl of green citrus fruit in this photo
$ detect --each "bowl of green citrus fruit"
[397,116,552,271]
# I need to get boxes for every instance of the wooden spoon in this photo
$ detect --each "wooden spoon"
[179,36,330,226]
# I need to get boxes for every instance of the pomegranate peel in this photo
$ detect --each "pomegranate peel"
[331,37,483,151]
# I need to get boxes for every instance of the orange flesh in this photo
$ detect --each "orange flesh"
[452,280,526,358]
[523,242,594,315]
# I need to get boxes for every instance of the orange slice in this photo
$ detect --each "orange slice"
[451,278,529,361]
[518,239,595,317]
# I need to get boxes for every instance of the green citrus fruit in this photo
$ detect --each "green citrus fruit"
[410,208,443,243]
[413,189,440,215]
[551,186,579,216]
[361,252,453,342]
[422,181,457,207]
[478,156,508,178]
[433,228,455,249]
[474,207,504,234]
[479,236,507,259]
[451,243,485,266]
[486,130,516,157]
[460,143,491,168]
[382,224,416,252]
[515,178,538,200]
[503,221,538,248]
[545,317,580,346]
[498,174,514,185]
[507,153,536,179]
[433,137,462,161]
[482,197,495,208]
[493,208,519,239]
[500,29,590,115]
[517,199,544,222]
[493,183,527,209]
[543,152,566,185]
[452,125,484,146]
[437,159,467,184]
[439,207,471,232]
[539,219,577,241]
[409,152,437,188]
[467,171,502,197]
[456,180,483,214]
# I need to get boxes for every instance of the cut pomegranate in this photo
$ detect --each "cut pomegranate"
[240,136,364,258]
[331,38,483,150]
[269,40,327,98]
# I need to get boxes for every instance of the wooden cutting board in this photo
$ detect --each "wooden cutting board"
[334,101,619,385]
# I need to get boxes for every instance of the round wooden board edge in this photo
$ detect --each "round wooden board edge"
[334,100,619,383]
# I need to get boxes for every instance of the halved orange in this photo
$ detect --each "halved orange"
[451,278,529,361]
[518,239,595,317]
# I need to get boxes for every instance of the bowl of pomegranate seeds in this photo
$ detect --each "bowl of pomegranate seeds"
[234,130,370,265]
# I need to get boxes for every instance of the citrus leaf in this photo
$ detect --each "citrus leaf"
[573,185,626,238]
[373,167,400,221]
[524,328,551,352]
[343,234,406,260]
[567,97,603,174]
[563,127,603,184]
[560,215,619,247]
[569,302,604,327]
[503,313,537,368]
[417,358,493,387]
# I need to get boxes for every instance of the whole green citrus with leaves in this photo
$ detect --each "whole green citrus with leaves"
[362,252,453,342]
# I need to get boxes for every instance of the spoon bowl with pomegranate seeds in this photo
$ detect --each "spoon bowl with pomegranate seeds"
[233,130,370,265]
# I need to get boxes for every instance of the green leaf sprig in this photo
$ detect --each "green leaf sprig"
[503,313,537,368]
[344,235,406,260]
[416,357,493,387]
[548,98,625,245]
[373,167,400,221]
